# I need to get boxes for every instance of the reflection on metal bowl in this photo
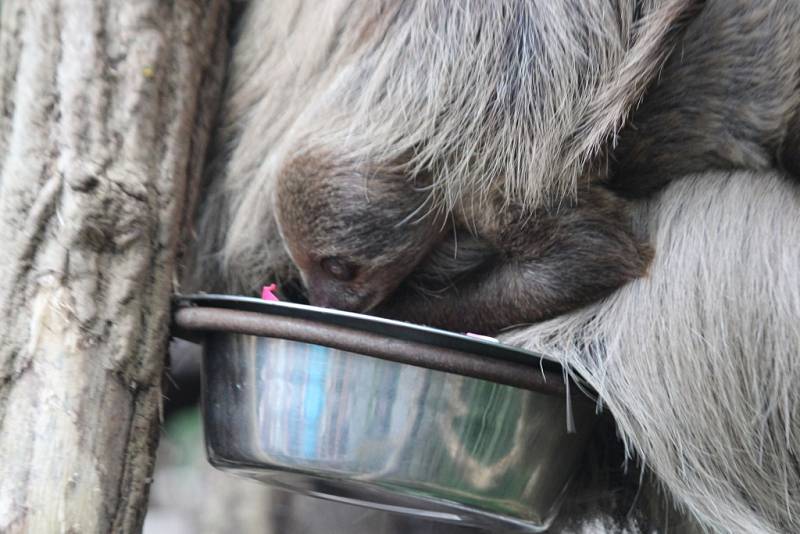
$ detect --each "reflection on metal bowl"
[174,295,596,533]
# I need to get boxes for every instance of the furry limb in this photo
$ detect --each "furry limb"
[502,171,800,533]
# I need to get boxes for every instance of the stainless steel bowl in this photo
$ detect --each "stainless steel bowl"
[173,295,596,533]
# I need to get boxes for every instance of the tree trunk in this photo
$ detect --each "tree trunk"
[0,1,227,532]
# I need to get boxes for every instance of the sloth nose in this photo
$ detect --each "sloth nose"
[308,291,334,309]
[307,283,366,313]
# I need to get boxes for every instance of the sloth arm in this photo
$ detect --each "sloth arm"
[374,189,651,335]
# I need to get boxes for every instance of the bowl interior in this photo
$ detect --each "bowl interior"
[202,331,596,533]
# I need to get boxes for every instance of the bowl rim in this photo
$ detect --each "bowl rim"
[173,294,594,398]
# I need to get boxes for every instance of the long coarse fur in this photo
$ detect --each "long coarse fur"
[504,171,800,533]
[187,0,704,293]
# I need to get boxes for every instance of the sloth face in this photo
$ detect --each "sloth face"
[274,153,443,312]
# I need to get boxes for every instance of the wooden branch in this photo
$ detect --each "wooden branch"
[0,1,228,532]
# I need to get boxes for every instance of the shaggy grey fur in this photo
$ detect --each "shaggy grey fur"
[505,172,800,533]
[188,0,705,293]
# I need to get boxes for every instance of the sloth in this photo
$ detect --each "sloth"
[274,154,650,335]
[188,0,800,531]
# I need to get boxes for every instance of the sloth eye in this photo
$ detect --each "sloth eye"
[320,257,357,282]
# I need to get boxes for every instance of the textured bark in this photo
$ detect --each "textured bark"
[0,1,227,532]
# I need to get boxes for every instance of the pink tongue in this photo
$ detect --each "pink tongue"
[261,284,280,301]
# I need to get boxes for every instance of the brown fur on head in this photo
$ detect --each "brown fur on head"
[275,151,445,312]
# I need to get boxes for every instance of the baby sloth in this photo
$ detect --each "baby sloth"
[275,153,651,335]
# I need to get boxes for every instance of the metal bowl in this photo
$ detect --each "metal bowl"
[173,295,596,533]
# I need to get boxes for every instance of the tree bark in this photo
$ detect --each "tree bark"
[0,1,227,532]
